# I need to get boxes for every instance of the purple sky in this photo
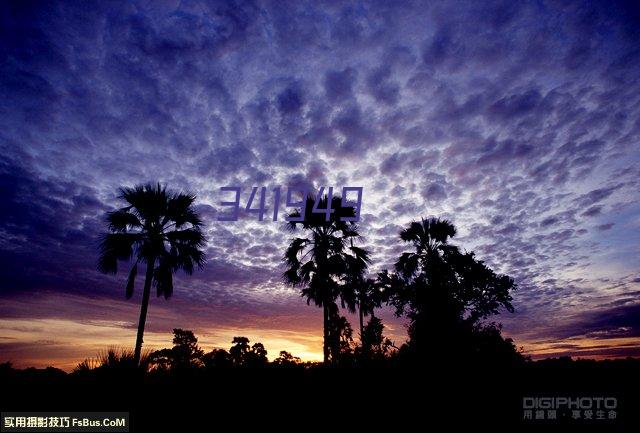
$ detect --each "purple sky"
[1,0,640,369]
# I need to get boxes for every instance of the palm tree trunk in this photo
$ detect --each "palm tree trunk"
[359,305,364,346]
[133,258,154,365]
[323,303,329,363]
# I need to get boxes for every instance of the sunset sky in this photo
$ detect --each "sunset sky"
[1,0,640,370]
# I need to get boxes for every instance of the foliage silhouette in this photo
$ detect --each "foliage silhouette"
[73,347,150,377]
[97,183,206,365]
[381,217,517,362]
[330,312,356,362]
[202,348,233,369]
[351,277,385,355]
[229,336,269,367]
[359,316,394,360]
[148,328,204,371]
[5,357,640,431]
[273,351,302,367]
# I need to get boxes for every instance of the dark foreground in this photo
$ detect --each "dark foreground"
[2,359,639,432]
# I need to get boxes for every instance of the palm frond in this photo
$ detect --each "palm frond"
[97,233,139,274]
[395,252,420,278]
[154,258,174,299]
[166,228,206,247]
[429,218,456,243]
[283,237,307,267]
[283,267,301,285]
[120,183,168,225]
[106,208,142,232]
[165,193,200,228]
[349,245,371,264]
[170,243,205,274]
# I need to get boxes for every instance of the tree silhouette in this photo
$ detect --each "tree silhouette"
[146,348,173,372]
[341,251,391,359]
[229,337,268,367]
[170,328,204,369]
[98,183,206,365]
[273,351,302,367]
[360,316,393,359]
[202,349,232,369]
[282,194,367,363]
[147,328,204,371]
[384,217,516,359]
[331,313,355,360]
[229,336,251,366]
[247,342,269,367]
[351,277,385,354]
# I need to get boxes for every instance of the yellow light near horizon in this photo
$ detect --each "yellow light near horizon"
[0,317,325,371]
[519,335,640,360]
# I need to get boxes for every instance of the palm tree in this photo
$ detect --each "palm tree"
[98,183,206,365]
[395,217,461,335]
[396,217,459,295]
[283,194,367,363]
[354,278,385,350]
[341,248,383,351]
[397,217,457,271]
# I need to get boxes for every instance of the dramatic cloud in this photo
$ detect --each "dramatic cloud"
[1,0,639,367]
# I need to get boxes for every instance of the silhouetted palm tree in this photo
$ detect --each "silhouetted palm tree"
[341,246,387,352]
[393,218,462,352]
[355,278,385,349]
[283,194,367,363]
[339,237,368,342]
[98,183,206,365]
[397,217,457,273]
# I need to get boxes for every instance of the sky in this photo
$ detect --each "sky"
[1,0,640,370]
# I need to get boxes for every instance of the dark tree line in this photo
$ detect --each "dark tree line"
[71,329,306,373]
[145,330,278,370]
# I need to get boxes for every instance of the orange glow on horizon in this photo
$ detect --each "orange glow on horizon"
[0,317,324,371]
[3,315,639,371]
[2,292,639,371]
[519,336,640,360]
